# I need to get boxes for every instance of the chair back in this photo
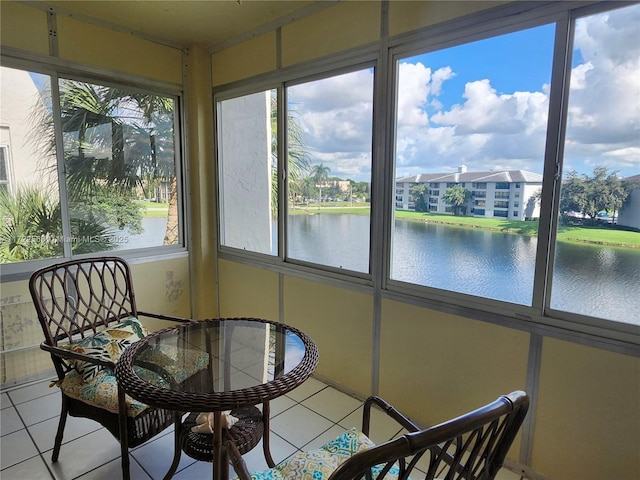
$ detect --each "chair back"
[29,257,138,377]
[329,391,529,480]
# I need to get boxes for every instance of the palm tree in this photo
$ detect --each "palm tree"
[270,93,311,213]
[311,163,331,204]
[30,80,178,249]
[442,184,472,215]
[0,186,113,262]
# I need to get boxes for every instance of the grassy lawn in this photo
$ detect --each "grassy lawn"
[287,205,640,248]
[136,200,169,218]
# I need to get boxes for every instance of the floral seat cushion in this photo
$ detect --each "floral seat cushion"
[242,428,404,480]
[60,345,209,417]
[59,316,210,417]
[62,316,149,382]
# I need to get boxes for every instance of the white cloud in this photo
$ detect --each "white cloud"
[288,4,639,181]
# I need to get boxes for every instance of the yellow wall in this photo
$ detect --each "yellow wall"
[534,339,640,480]
[0,2,49,55]
[212,31,277,86]
[218,260,279,320]
[56,16,182,84]
[0,258,190,384]
[379,300,529,421]
[388,1,505,36]
[283,276,373,395]
[281,1,381,67]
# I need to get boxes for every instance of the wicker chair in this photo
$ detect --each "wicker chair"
[227,391,529,480]
[29,257,206,480]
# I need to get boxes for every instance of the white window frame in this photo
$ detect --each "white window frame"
[0,57,188,282]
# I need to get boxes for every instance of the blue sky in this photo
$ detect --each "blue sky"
[291,4,639,182]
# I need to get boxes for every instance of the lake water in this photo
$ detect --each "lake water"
[122,215,639,325]
[288,214,640,325]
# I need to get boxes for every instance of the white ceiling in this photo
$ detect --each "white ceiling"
[42,1,327,49]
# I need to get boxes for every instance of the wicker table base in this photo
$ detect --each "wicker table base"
[182,406,264,461]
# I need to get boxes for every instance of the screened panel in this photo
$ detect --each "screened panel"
[391,25,555,305]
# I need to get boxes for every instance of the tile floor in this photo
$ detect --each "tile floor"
[1,376,523,480]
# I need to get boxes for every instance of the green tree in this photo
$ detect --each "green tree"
[271,94,311,212]
[312,164,331,202]
[411,184,428,212]
[560,166,633,223]
[442,184,471,215]
[0,186,114,262]
[31,80,177,249]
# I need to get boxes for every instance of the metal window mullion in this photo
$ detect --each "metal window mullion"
[369,0,391,397]
[531,15,574,313]
[50,74,73,258]
[278,85,287,261]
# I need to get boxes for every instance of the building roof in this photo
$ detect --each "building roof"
[396,170,543,184]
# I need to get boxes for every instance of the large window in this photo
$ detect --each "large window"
[550,5,640,325]
[0,66,182,265]
[218,68,374,273]
[286,69,373,273]
[215,2,639,340]
[391,24,553,305]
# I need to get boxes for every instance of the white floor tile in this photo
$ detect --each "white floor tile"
[0,429,40,470]
[74,456,152,480]
[300,386,362,423]
[1,392,12,409]
[241,433,297,472]
[131,430,196,479]
[270,404,334,449]
[7,380,57,405]
[14,393,61,427]
[284,377,326,402]
[0,455,52,480]
[268,395,297,417]
[28,414,103,452]
[1,407,24,436]
[48,428,122,480]
[172,458,215,480]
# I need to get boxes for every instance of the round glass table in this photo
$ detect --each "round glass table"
[116,318,319,479]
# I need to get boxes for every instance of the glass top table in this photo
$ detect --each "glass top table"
[115,318,319,479]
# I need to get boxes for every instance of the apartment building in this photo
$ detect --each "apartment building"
[395,167,542,220]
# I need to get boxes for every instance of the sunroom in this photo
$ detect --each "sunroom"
[1,2,638,480]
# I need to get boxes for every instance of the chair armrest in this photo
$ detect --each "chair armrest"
[225,440,253,480]
[362,396,420,436]
[137,311,196,323]
[40,342,116,368]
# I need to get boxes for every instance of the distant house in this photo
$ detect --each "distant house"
[618,174,640,229]
[395,166,542,220]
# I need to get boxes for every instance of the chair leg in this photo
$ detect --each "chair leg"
[52,395,69,462]
[117,387,131,480]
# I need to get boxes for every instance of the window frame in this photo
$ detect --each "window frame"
[212,1,639,349]
[0,56,188,281]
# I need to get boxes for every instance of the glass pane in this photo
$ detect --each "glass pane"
[0,66,63,263]
[218,90,277,255]
[286,69,373,272]
[391,25,554,304]
[551,5,640,324]
[59,78,179,253]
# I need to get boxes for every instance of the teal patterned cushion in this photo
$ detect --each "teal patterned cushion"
[242,428,404,480]
[64,317,148,382]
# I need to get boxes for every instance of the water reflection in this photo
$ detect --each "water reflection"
[284,214,639,324]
